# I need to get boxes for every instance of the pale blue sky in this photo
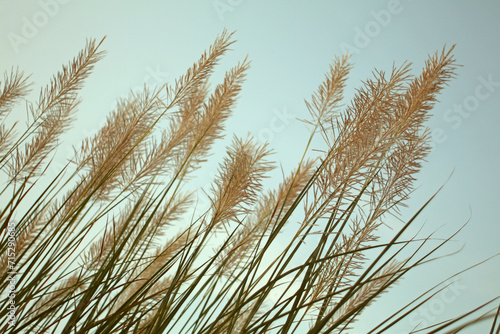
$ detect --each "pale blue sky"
[1,1,499,332]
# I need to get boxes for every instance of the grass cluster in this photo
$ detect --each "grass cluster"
[0,30,499,333]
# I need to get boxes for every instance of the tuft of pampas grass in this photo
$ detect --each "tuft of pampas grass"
[1,30,499,334]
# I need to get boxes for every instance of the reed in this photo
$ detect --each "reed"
[0,30,498,333]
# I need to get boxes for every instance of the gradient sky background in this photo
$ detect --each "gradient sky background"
[1,1,499,332]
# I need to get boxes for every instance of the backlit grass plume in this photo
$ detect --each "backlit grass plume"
[1,30,499,333]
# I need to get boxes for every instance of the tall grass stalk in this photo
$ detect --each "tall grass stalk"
[0,30,498,333]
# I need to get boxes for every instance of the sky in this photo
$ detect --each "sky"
[1,1,499,332]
